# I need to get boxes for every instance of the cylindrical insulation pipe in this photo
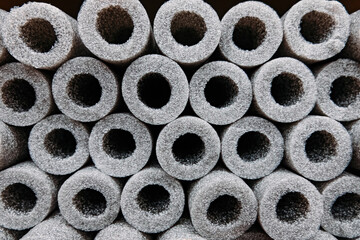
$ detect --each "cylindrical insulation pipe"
[95,220,151,240]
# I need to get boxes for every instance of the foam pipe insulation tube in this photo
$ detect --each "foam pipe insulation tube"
[157,219,206,240]
[58,166,122,231]
[252,169,323,240]
[0,63,53,127]
[0,9,11,66]
[95,220,151,240]
[28,114,90,175]
[188,169,258,240]
[0,161,59,230]
[219,1,283,68]
[280,0,350,63]
[153,0,221,67]
[1,2,88,70]
[346,119,360,171]
[343,10,360,62]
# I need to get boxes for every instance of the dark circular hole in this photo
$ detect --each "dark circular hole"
[20,18,57,53]
[1,79,36,112]
[137,73,171,109]
[44,129,77,158]
[271,73,305,106]
[207,195,242,225]
[305,130,337,163]
[331,193,360,221]
[67,74,102,107]
[96,6,134,44]
[102,129,136,159]
[330,76,360,107]
[172,133,205,165]
[73,188,107,217]
[204,76,239,108]
[232,16,267,51]
[300,11,335,44]
[137,185,170,214]
[237,131,270,162]
[171,11,207,46]
[276,192,309,223]
[1,183,37,213]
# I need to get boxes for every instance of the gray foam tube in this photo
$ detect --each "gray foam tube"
[157,219,206,240]
[251,57,317,123]
[52,57,119,122]
[283,115,352,181]
[188,169,258,240]
[280,0,350,64]
[0,63,53,127]
[58,166,122,231]
[0,161,59,230]
[95,220,151,240]
[0,10,11,66]
[1,2,87,70]
[156,116,220,181]
[122,54,189,125]
[120,166,185,233]
[189,61,252,125]
[28,114,89,175]
[89,113,152,178]
[252,169,323,240]
[346,120,360,171]
[153,0,221,67]
[221,116,284,180]
[78,0,152,65]
[314,58,360,122]
[317,172,360,238]
[0,121,28,171]
[20,213,91,240]
[310,230,337,240]
[219,1,283,68]
[343,11,360,62]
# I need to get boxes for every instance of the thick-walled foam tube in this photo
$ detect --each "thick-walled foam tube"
[219,1,283,68]
[78,0,151,65]
[158,220,206,240]
[95,220,151,240]
[343,11,360,62]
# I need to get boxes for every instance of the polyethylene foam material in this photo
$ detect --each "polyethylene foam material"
[158,220,206,240]
[95,220,151,240]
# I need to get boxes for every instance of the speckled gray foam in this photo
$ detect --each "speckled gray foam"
[280,0,350,63]
[346,120,360,170]
[0,9,11,65]
[310,230,337,240]
[314,58,360,122]
[52,57,119,122]
[0,63,53,127]
[121,166,185,233]
[21,213,91,240]
[189,61,252,125]
[95,220,151,240]
[252,168,323,240]
[252,57,317,123]
[78,0,151,65]
[153,0,221,67]
[222,116,284,180]
[189,169,258,240]
[122,54,189,125]
[89,113,152,178]
[0,121,28,171]
[158,219,206,240]
[343,11,360,62]
[317,172,360,238]
[0,161,59,230]
[58,166,122,231]
[1,2,87,70]
[28,114,89,175]
[283,116,352,181]
[219,1,283,68]
[156,116,220,181]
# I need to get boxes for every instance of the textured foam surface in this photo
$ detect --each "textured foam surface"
[346,120,360,170]
[310,230,337,240]
[189,169,257,240]
[95,220,150,240]
[0,63,53,126]
[222,116,284,179]
[28,114,89,175]
[158,220,206,240]
[154,0,221,66]
[0,9,11,65]
[253,169,323,240]
[122,54,189,125]
[343,11,360,62]
[58,166,122,231]
[78,0,151,65]
[52,57,119,122]
[219,1,283,68]
[0,161,58,230]
[89,113,152,178]
[189,61,252,125]
[121,166,185,233]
